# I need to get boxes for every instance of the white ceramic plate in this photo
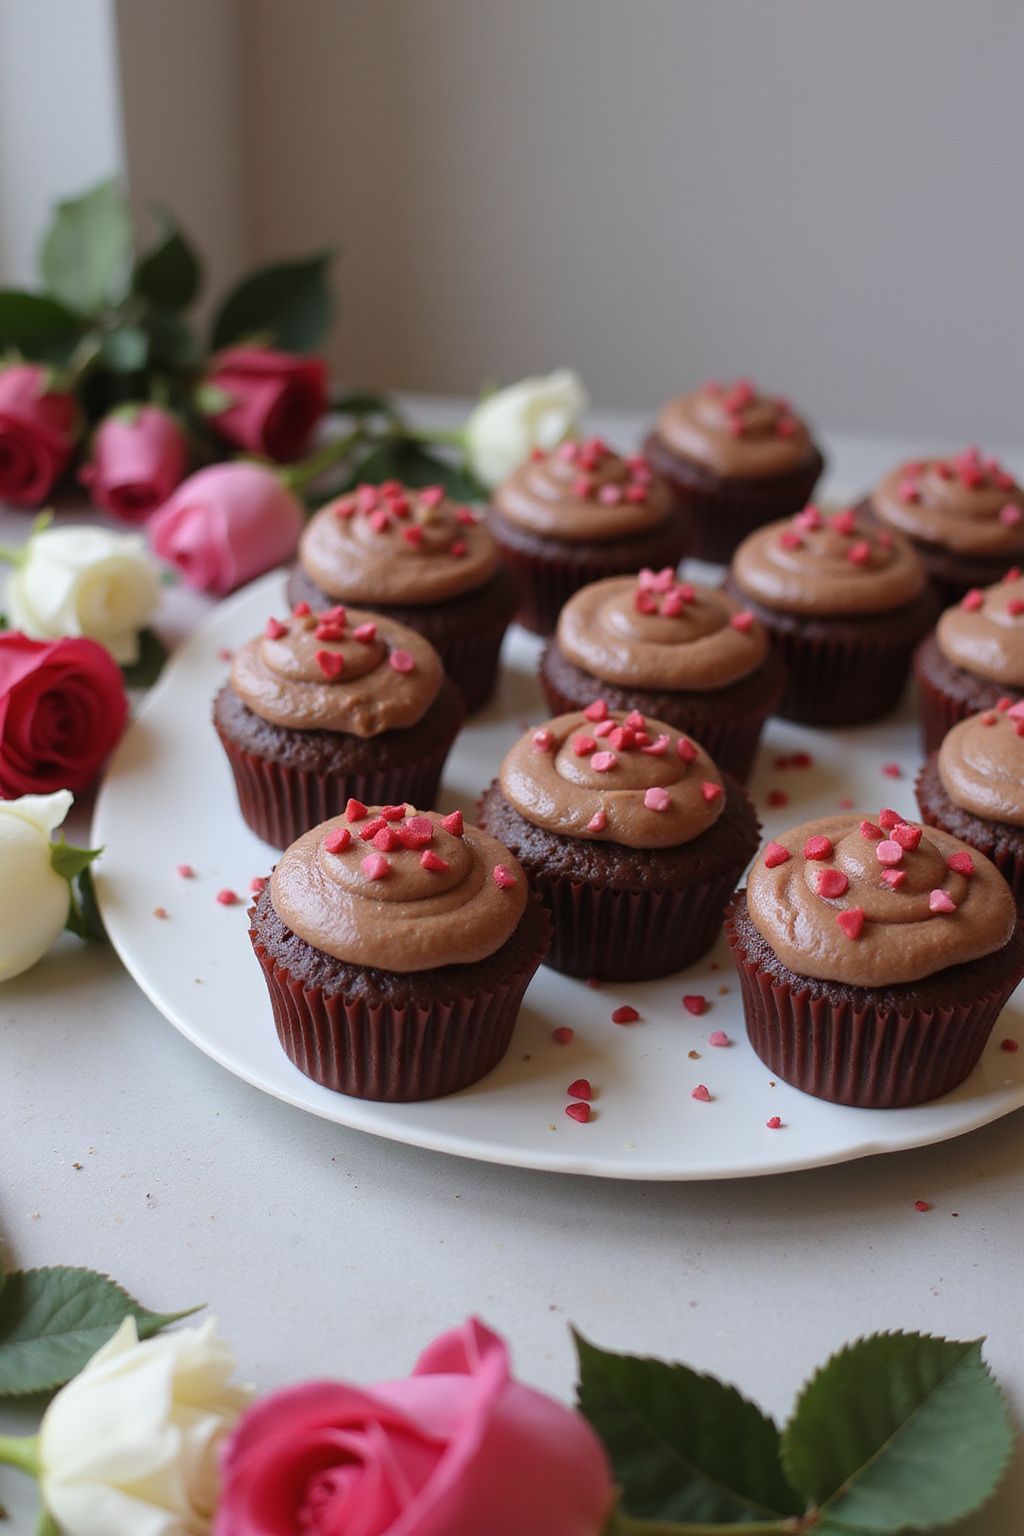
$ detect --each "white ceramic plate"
[92,570,1024,1180]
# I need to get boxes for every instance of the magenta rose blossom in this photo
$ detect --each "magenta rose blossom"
[215,1319,613,1536]
[148,462,304,596]
[0,633,128,796]
[79,405,188,523]
[207,346,329,462]
[0,363,78,508]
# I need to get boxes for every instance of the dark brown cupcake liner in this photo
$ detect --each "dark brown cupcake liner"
[251,907,549,1101]
[285,565,518,713]
[643,435,825,565]
[915,758,1024,917]
[725,896,1023,1107]
[216,728,454,849]
[912,634,1023,755]
[723,583,937,727]
[538,644,786,783]
[489,509,691,637]
[528,866,743,980]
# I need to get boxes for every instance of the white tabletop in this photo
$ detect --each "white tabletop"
[2,404,1023,1533]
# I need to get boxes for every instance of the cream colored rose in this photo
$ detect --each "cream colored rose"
[0,791,74,982]
[39,1316,250,1536]
[7,525,161,664]
[465,368,588,488]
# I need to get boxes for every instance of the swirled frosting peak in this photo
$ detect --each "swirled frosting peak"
[870,448,1024,557]
[938,701,1024,827]
[654,379,816,478]
[731,504,926,615]
[936,570,1024,685]
[270,806,528,971]
[300,482,500,604]
[556,571,768,691]
[492,438,672,543]
[499,707,726,849]
[746,811,1015,986]
[230,602,442,735]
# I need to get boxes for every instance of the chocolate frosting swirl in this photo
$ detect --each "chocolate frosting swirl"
[938,705,1024,827]
[499,707,726,850]
[653,379,816,478]
[870,448,1024,557]
[300,483,500,604]
[556,571,767,692]
[731,504,926,616]
[230,603,442,735]
[270,807,527,971]
[936,572,1024,685]
[746,812,1015,986]
[492,438,671,543]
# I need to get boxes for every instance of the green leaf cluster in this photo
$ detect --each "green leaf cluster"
[49,837,104,942]
[577,1329,1013,1536]
[0,1264,200,1397]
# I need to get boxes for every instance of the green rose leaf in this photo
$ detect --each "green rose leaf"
[50,837,101,885]
[39,178,133,316]
[332,389,401,421]
[781,1333,1013,1533]
[142,305,201,371]
[575,1332,802,1525]
[133,208,202,310]
[0,291,82,360]
[210,251,333,352]
[343,438,483,502]
[96,323,149,374]
[0,1267,201,1396]
[50,841,105,942]
[122,627,169,689]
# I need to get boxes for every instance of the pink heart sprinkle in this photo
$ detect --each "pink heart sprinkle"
[779,529,804,550]
[323,827,351,854]
[794,505,823,531]
[373,826,400,852]
[929,888,956,913]
[837,907,866,940]
[389,650,414,673]
[1000,504,1022,526]
[584,699,609,722]
[691,1084,711,1103]
[552,1027,574,1044]
[492,864,517,890]
[420,849,449,872]
[265,617,287,639]
[587,810,608,833]
[876,839,903,866]
[730,610,754,633]
[859,820,883,840]
[352,622,377,643]
[816,867,849,899]
[345,798,368,821]
[361,854,390,880]
[961,589,984,611]
[612,1005,639,1024]
[642,735,669,756]
[803,836,834,861]
[573,735,597,756]
[592,751,618,772]
[398,816,435,849]
[315,649,344,679]
[881,869,906,889]
[532,729,554,751]
[677,736,698,762]
[701,780,723,803]
[644,786,671,812]
[625,710,647,730]
[709,1030,730,1047]
[216,888,238,906]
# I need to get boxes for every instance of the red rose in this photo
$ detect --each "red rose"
[207,347,328,461]
[0,364,79,508]
[0,633,128,797]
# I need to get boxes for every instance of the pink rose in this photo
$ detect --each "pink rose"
[79,405,188,523]
[215,1320,613,1536]
[0,364,78,508]
[148,462,304,596]
[207,346,328,462]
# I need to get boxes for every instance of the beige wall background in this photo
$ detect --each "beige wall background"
[3,1,1021,443]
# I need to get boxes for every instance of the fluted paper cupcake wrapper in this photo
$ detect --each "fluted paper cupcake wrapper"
[216,728,451,849]
[724,906,1016,1107]
[526,865,742,982]
[761,621,920,727]
[251,926,547,1101]
[426,614,511,712]
[538,673,773,783]
[911,655,1008,756]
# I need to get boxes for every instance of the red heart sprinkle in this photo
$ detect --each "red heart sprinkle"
[292,601,311,617]
[352,622,377,643]
[552,1027,574,1044]
[389,649,414,673]
[398,816,434,849]
[361,854,390,880]
[803,835,834,860]
[701,780,723,803]
[584,699,609,722]
[881,869,906,889]
[946,851,974,876]
[832,508,856,535]
[492,864,517,890]
[573,735,597,756]
[345,799,368,822]
[766,1116,783,1129]
[402,525,424,547]
[587,810,608,833]
[420,849,449,872]
[450,540,468,557]
[567,1078,592,1101]
[176,863,195,878]
[532,729,554,751]
[677,737,698,763]
[373,826,400,852]
[859,820,883,840]
[441,810,464,836]
[1000,1038,1019,1052]
[691,1084,711,1102]
[592,751,618,772]
[878,807,901,829]
[962,589,984,610]
[847,540,872,565]
[323,827,351,854]
[881,762,902,779]
[216,889,238,906]
[816,867,849,898]
[730,610,755,633]
[265,617,287,639]
[249,877,267,894]
[892,823,922,850]
[682,994,707,1016]
[380,805,406,821]
[565,1102,591,1123]
[359,817,387,840]
[611,1005,639,1024]
[914,1200,931,1212]
[767,789,789,808]
[929,888,956,913]
[624,710,647,731]
[315,649,344,679]
[837,907,866,940]
[764,842,790,868]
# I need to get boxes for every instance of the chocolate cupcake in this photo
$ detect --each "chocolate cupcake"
[488,437,687,636]
[539,569,785,781]
[726,811,1024,1107]
[859,446,1024,608]
[642,379,825,563]
[286,482,517,711]
[916,705,1024,914]
[477,707,760,981]
[726,504,935,725]
[214,602,464,848]
[250,806,549,1100]
[914,571,1024,752]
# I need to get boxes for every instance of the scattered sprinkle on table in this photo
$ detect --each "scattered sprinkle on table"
[767,789,789,808]
[216,888,239,906]
[914,1200,931,1212]
[176,864,194,878]
[152,907,168,920]
[1000,1038,1019,1052]
[565,1102,591,1124]
[709,1030,730,1047]
[881,761,903,779]
[611,1005,640,1024]
[766,1115,782,1130]
[249,876,268,894]
[691,1084,711,1102]
[567,1078,592,1101]
[552,1027,574,1045]
[682,994,707,1016]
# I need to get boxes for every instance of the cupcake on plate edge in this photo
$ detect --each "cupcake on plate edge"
[913,569,1024,753]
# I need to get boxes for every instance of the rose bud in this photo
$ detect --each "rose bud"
[0,363,78,508]
[79,404,188,523]
[206,346,329,462]
[148,461,304,596]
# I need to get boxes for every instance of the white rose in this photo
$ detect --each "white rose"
[39,1316,250,1536]
[0,791,74,982]
[6,525,161,664]
[464,368,588,488]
